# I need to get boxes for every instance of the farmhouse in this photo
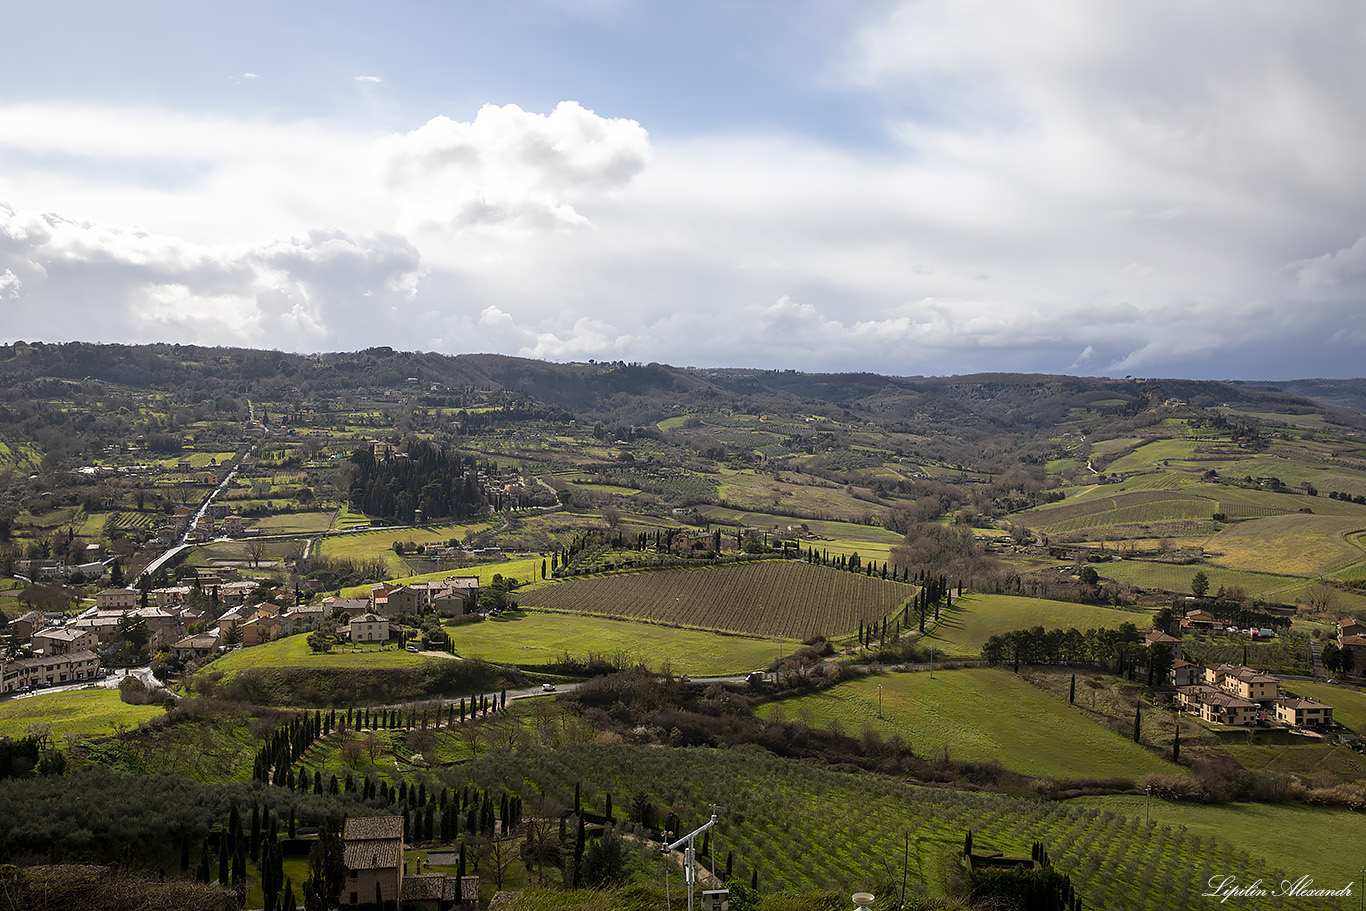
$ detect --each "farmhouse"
[1182,608,1218,631]
[348,613,390,643]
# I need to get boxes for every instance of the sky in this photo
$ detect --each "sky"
[2,1,1364,380]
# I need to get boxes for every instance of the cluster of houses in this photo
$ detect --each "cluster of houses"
[151,503,252,547]
[1171,663,1332,728]
[1,569,489,694]
[1144,608,1337,730]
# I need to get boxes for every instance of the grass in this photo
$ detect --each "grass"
[1097,561,1304,600]
[1221,735,1366,783]
[193,634,445,682]
[0,688,165,745]
[447,609,781,675]
[1205,514,1366,577]
[253,510,340,534]
[920,593,1149,658]
[1077,794,1366,894]
[337,557,544,599]
[757,668,1176,780]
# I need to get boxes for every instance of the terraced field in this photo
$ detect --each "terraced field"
[516,561,911,639]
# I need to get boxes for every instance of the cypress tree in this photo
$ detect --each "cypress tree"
[1173,724,1181,763]
[1133,706,1141,743]
[751,866,758,890]
[218,833,228,885]
[1069,674,1076,704]
[282,879,295,911]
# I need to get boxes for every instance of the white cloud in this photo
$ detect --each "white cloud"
[1,4,1364,379]
[1291,235,1366,289]
[353,75,383,84]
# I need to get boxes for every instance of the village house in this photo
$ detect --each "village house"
[68,612,124,643]
[1168,659,1200,688]
[348,613,390,643]
[1181,608,1218,632]
[151,585,194,608]
[1175,684,1258,725]
[217,602,282,643]
[95,587,138,611]
[172,629,220,662]
[373,578,480,617]
[32,626,99,656]
[240,613,284,647]
[1143,629,1183,660]
[10,609,46,642]
[343,817,404,907]
[1275,695,1334,728]
[219,580,260,607]
[324,597,372,619]
[1204,664,1279,703]
[1,649,101,693]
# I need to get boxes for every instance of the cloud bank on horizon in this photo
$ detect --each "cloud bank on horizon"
[1,1,1364,380]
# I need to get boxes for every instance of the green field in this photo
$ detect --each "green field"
[921,593,1149,658]
[447,610,781,675]
[0,687,165,745]
[318,521,497,571]
[194,634,444,681]
[1097,560,1305,600]
[758,668,1175,780]
[337,557,544,599]
[1205,513,1366,577]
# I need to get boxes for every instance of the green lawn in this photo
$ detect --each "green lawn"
[0,687,165,745]
[1078,794,1366,894]
[757,668,1177,781]
[194,634,444,681]
[447,610,781,676]
[921,593,1150,658]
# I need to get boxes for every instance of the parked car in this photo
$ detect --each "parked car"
[542,683,556,692]
[405,646,419,653]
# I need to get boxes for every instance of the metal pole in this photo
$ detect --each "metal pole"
[664,814,719,911]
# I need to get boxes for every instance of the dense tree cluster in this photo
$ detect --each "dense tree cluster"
[347,441,486,522]
[981,623,1143,672]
